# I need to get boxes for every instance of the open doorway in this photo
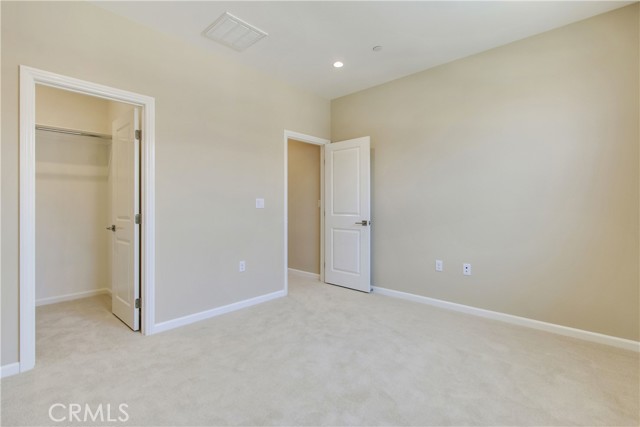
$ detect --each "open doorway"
[35,85,141,332]
[19,66,156,373]
[287,138,321,278]
[283,131,329,294]
[284,131,373,295]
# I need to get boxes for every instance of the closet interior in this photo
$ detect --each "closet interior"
[35,85,133,315]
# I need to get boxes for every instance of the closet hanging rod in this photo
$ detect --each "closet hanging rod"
[35,125,112,140]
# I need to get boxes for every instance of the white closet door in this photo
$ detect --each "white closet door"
[110,108,140,330]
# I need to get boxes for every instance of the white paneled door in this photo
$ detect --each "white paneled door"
[324,137,371,292]
[110,109,141,330]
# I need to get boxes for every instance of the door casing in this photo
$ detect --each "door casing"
[19,66,157,373]
[283,130,329,295]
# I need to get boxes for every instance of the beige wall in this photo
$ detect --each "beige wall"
[1,1,330,365]
[36,85,111,135]
[332,5,639,340]
[35,86,113,303]
[36,132,111,302]
[107,101,135,130]
[288,139,321,274]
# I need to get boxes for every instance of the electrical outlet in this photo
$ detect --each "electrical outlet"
[435,260,443,272]
[463,263,471,276]
[239,261,246,272]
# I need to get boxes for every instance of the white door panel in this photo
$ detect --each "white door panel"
[332,229,361,274]
[324,137,371,292]
[332,148,360,215]
[110,108,140,330]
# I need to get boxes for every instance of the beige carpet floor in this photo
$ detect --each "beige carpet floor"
[1,274,638,426]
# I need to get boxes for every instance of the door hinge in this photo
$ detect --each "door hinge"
[135,129,141,140]
[135,213,141,224]
[135,298,141,309]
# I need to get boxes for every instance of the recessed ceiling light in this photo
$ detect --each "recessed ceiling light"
[333,61,344,68]
[372,46,383,52]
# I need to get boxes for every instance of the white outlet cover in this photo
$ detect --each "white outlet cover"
[256,198,265,209]
[239,261,246,272]
[463,263,472,276]
[435,260,443,272]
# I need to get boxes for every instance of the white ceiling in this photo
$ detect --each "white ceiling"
[94,1,633,100]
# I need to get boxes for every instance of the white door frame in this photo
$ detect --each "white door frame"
[19,65,156,373]
[283,130,330,294]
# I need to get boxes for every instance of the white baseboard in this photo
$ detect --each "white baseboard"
[288,268,320,280]
[372,286,639,353]
[0,362,20,378]
[153,289,286,334]
[36,288,111,306]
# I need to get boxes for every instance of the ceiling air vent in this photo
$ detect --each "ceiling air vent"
[203,12,268,52]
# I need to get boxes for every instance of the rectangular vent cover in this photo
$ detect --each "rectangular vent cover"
[203,12,268,52]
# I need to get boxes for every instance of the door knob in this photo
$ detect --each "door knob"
[355,220,370,226]
[105,225,116,232]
